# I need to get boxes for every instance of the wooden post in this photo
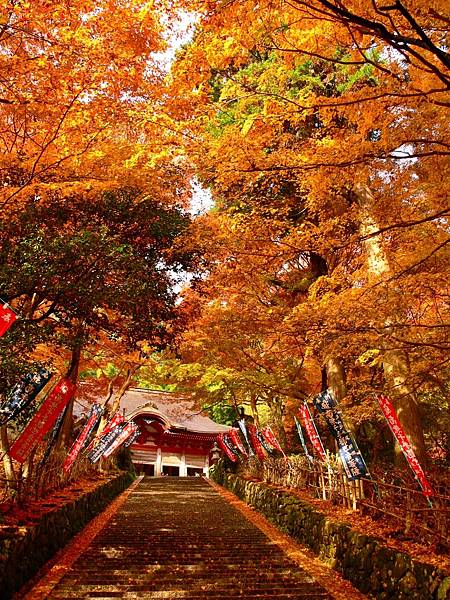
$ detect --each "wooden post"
[405,490,412,534]
[342,472,351,508]
[319,462,327,500]
[359,477,365,500]
[326,451,333,500]
[351,480,357,510]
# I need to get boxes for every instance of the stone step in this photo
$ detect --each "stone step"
[27,478,338,599]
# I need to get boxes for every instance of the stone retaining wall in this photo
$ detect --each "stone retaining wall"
[0,471,135,599]
[213,471,449,600]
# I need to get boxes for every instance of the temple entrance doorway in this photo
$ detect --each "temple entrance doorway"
[143,464,155,477]
[162,465,180,476]
[187,467,203,476]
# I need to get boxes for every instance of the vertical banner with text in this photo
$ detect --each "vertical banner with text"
[88,424,124,464]
[0,368,53,425]
[10,379,77,463]
[238,419,254,456]
[261,426,285,456]
[294,416,314,463]
[314,389,368,480]
[376,394,434,497]
[123,425,141,448]
[63,403,103,472]
[229,427,248,456]
[103,422,138,458]
[299,403,326,461]
[86,412,125,452]
[247,424,267,461]
[217,433,238,462]
[257,430,276,456]
[0,304,16,337]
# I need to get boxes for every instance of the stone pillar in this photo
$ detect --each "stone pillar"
[204,454,210,478]
[180,450,187,476]
[155,447,162,476]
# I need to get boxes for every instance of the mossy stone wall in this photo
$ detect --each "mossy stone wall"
[0,471,134,599]
[213,471,449,600]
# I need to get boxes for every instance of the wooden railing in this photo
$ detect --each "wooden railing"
[238,455,450,550]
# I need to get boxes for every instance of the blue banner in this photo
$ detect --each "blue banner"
[222,433,240,460]
[314,389,367,480]
[88,424,125,464]
[123,427,141,448]
[238,418,254,456]
[78,403,103,450]
[0,368,53,425]
[257,430,276,455]
[294,416,314,463]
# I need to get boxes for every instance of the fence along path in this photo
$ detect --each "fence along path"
[19,477,367,600]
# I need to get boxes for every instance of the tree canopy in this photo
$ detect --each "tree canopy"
[0,0,448,470]
[164,0,449,463]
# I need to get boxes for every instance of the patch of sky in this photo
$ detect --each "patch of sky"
[188,179,214,217]
[150,10,197,74]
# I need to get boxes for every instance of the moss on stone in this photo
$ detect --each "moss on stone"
[212,472,449,600]
[0,471,134,600]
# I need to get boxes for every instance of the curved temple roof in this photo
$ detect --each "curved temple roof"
[120,388,231,435]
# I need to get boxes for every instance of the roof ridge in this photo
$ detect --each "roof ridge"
[128,387,192,396]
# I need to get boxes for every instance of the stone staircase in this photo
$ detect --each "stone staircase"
[40,478,335,599]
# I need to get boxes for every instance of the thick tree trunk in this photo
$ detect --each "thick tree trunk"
[310,254,347,404]
[56,342,82,449]
[325,357,347,402]
[383,349,427,465]
[266,395,287,449]
[355,183,427,464]
[1,425,16,487]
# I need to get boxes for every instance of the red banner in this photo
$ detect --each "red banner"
[63,403,102,472]
[247,424,267,461]
[299,403,326,461]
[376,394,434,497]
[261,426,285,456]
[102,412,125,435]
[103,422,137,458]
[217,433,238,462]
[229,427,248,456]
[0,304,16,337]
[86,412,125,452]
[10,379,76,463]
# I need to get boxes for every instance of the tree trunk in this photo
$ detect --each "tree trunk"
[249,392,259,427]
[109,366,137,416]
[310,253,347,404]
[383,349,427,465]
[56,342,82,449]
[97,366,137,436]
[325,357,347,402]
[1,425,16,488]
[355,182,427,464]
[266,395,287,449]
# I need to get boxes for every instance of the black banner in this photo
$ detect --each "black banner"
[79,403,103,450]
[294,416,314,463]
[238,418,254,456]
[0,368,53,425]
[88,424,125,464]
[223,433,240,460]
[36,405,68,473]
[257,430,276,455]
[124,427,141,448]
[314,389,367,480]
